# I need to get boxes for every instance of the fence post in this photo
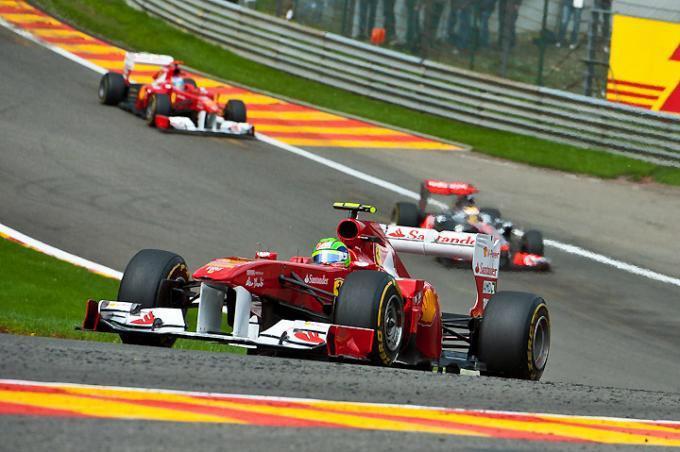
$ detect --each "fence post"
[583,8,597,96]
[499,1,510,77]
[536,0,549,86]
[469,3,480,70]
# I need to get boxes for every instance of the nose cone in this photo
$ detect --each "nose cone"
[192,257,252,281]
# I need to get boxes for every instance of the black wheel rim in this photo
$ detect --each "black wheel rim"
[383,294,403,352]
[98,79,106,100]
[532,314,550,370]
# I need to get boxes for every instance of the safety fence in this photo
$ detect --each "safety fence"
[129,0,680,164]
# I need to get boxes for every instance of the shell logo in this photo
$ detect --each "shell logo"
[420,287,438,326]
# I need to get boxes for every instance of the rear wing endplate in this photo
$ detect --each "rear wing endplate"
[469,233,501,317]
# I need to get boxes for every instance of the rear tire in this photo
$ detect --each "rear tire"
[146,94,171,127]
[117,249,189,347]
[521,230,544,255]
[391,202,421,227]
[333,271,404,365]
[478,291,550,380]
[223,99,247,122]
[98,72,127,105]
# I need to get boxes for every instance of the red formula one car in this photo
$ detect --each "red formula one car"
[97,53,254,137]
[82,203,551,380]
[392,180,551,271]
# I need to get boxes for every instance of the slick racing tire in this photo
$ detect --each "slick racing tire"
[334,271,404,366]
[146,94,171,127]
[521,230,544,255]
[478,291,550,380]
[223,99,247,123]
[391,202,421,227]
[480,207,502,221]
[98,72,127,105]
[117,249,189,347]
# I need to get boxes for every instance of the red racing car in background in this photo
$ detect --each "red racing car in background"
[392,180,551,271]
[98,53,254,137]
[82,203,551,380]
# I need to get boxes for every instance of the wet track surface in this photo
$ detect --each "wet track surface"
[1,24,679,450]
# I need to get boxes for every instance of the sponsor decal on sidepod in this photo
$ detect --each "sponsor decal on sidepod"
[304,274,329,285]
[245,277,264,288]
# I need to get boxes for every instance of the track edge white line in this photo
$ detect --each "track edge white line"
[0,222,122,280]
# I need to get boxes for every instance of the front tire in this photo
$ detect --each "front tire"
[223,99,247,123]
[391,202,421,227]
[98,72,127,105]
[117,249,189,347]
[478,291,550,380]
[146,94,171,127]
[333,271,404,365]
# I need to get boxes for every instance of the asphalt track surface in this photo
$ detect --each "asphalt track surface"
[1,25,680,450]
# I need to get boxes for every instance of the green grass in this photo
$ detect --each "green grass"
[0,238,242,352]
[30,0,680,186]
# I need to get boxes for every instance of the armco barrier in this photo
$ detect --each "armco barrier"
[129,0,680,164]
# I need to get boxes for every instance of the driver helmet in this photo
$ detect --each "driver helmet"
[170,64,184,88]
[171,75,184,89]
[312,238,350,267]
[454,194,475,209]
[454,195,479,223]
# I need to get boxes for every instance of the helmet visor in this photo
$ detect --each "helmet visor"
[312,249,348,265]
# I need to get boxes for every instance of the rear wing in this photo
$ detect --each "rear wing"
[381,224,476,260]
[380,224,500,317]
[419,180,478,212]
[123,52,174,79]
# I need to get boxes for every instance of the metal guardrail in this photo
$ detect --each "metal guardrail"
[129,0,680,164]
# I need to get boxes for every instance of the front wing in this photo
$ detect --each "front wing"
[82,300,374,359]
[155,115,255,138]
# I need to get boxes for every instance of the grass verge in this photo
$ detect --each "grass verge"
[0,237,242,352]
[30,0,680,186]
